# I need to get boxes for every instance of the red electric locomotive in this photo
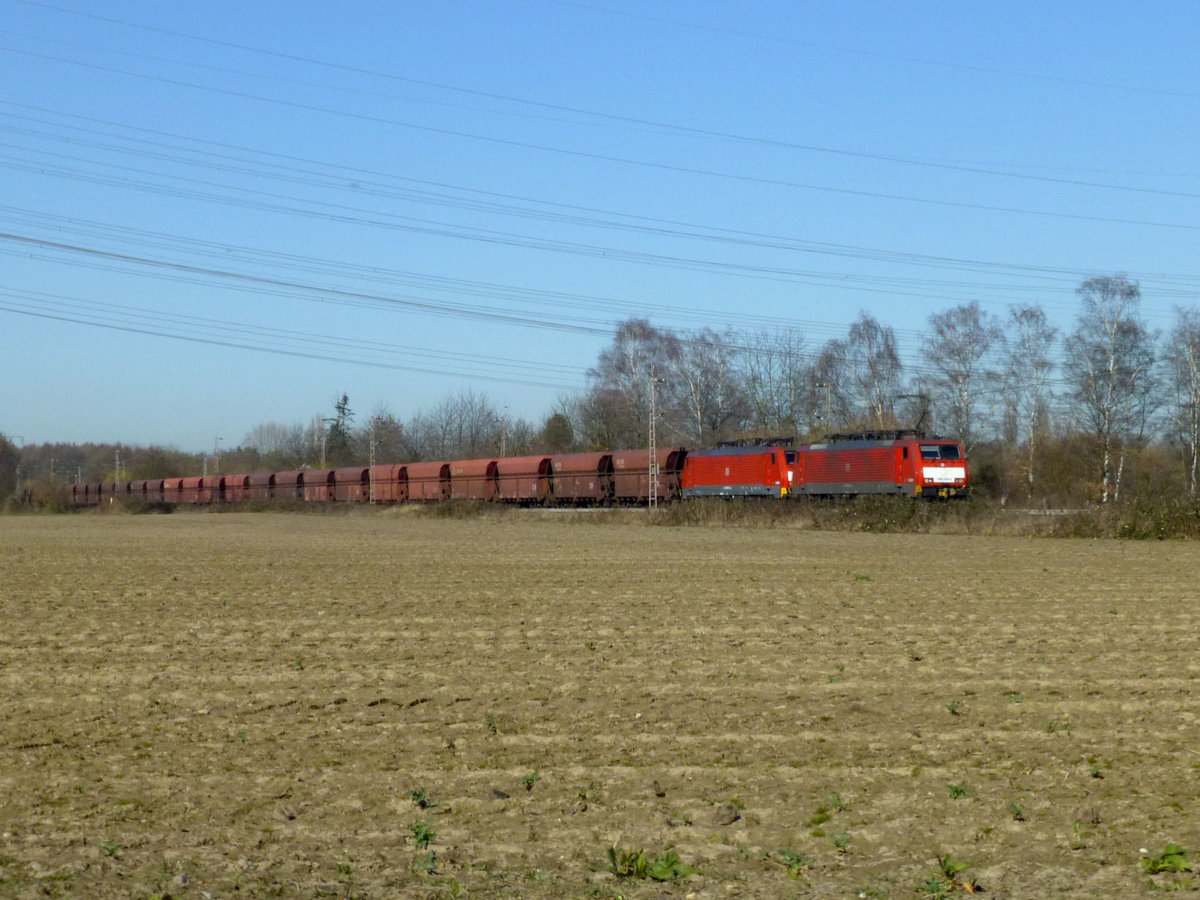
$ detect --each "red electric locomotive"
[681,444,793,499]
[795,431,969,499]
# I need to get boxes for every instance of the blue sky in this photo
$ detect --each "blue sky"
[2,0,1198,450]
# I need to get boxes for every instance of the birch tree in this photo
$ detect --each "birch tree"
[810,338,854,433]
[672,328,746,442]
[584,318,682,446]
[923,301,1001,451]
[1062,275,1157,503]
[740,327,809,433]
[845,313,904,430]
[1004,304,1057,494]
[1166,308,1200,495]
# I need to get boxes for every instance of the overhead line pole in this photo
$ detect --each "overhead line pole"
[648,372,662,510]
[368,416,377,505]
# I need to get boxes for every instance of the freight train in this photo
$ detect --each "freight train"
[69,430,969,509]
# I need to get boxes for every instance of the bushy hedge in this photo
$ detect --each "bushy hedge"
[13,488,1200,539]
[654,495,1200,540]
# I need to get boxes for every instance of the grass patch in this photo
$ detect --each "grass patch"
[1144,844,1191,875]
[591,845,695,882]
[419,500,514,520]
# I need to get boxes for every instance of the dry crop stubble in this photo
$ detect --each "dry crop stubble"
[1,512,1199,898]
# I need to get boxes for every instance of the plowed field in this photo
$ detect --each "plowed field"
[2,511,1199,899]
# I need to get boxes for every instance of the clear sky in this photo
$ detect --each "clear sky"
[3,1,1198,451]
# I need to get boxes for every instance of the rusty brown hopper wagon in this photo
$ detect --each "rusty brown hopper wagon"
[449,459,494,501]
[368,465,401,502]
[221,474,250,503]
[495,456,551,504]
[610,447,686,503]
[547,451,613,505]
[334,467,370,502]
[405,462,449,501]
[273,471,304,502]
[302,469,335,503]
[247,472,272,502]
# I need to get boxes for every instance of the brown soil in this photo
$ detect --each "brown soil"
[2,510,1199,899]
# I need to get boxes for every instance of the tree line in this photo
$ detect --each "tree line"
[563,275,1198,505]
[7,274,1200,507]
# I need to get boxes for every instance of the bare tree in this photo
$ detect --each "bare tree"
[243,421,304,456]
[739,327,810,433]
[354,408,407,465]
[502,417,536,456]
[810,338,854,433]
[672,328,746,443]
[1062,275,1158,502]
[845,313,904,429]
[585,319,682,446]
[923,301,1001,451]
[408,390,501,460]
[570,387,627,450]
[452,390,501,457]
[1166,308,1200,495]
[1004,304,1057,495]
[402,410,437,461]
[242,421,308,469]
[304,415,326,465]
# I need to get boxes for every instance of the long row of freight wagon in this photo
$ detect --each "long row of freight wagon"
[69,432,970,509]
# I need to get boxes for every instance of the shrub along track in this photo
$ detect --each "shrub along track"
[1,511,1199,898]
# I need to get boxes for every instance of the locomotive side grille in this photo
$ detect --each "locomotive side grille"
[806,448,893,483]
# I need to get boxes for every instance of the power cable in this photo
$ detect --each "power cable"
[4,102,1162,294]
[547,0,1200,103]
[0,287,584,389]
[2,22,1196,199]
[4,43,1199,232]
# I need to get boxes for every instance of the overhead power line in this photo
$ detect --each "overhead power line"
[0,224,1138,395]
[0,230,624,336]
[0,207,1104,360]
[3,133,1199,326]
[9,103,1200,292]
[0,276,1081,400]
[5,43,1200,233]
[3,200,1194,365]
[1,23,1197,198]
[0,286,585,390]
[548,0,1200,102]
[7,102,1180,289]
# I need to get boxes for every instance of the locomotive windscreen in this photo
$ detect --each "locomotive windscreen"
[920,444,962,460]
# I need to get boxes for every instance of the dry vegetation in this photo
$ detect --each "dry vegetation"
[3,510,1200,899]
